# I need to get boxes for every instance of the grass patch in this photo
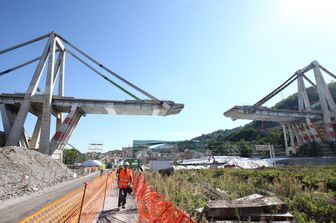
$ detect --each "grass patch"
[144,166,336,222]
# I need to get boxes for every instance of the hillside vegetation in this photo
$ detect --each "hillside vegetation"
[175,82,336,156]
[144,166,336,223]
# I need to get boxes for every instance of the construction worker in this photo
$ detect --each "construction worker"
[117,161,132,209]
[99,163,106,176]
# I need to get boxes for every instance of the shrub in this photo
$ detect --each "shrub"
[144,166,336,222]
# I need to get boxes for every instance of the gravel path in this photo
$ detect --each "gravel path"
[0,172,99,223]
[98,182,138,223]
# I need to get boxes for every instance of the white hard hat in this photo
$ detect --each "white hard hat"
[124,161,129,166]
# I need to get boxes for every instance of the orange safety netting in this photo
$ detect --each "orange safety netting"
[20,169,117,223]
[132,171,196,223]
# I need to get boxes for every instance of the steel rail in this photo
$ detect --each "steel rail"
[0,56,40,76]
[57,34,161,103]
[319,65,336,80]
[66,49,140,100]
[248,64,313,113]
[302,74,316,87]
[0,33,50,55]
[0,49,61,77]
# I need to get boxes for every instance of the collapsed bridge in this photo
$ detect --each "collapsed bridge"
[224,61,336,153]
[0,32,183,157]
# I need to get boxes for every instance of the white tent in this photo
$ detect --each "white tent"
[81,160,102,167]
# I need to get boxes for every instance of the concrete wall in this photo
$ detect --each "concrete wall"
[150,160,171,171]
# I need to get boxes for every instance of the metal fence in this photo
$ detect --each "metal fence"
[19,169,117,223]
[132,171,196,223]
[18,169,195,223]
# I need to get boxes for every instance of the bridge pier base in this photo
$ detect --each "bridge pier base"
[30,117,42,149]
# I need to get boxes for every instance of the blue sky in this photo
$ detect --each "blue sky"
[1,0,336,152]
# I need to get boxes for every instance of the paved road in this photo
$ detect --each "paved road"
[0,172,99,223]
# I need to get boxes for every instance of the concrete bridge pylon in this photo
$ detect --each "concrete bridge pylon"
[0,32,184,157]
[224,60,336,151]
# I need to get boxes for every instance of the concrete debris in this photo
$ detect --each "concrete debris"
[205,194,294,222]
[195,207,204,213]
[234,193,264,201]
[32,187,38,192]
[0,146,73,200]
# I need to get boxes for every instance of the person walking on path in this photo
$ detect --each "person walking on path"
[99,163,106,176]
[117,161,132,209]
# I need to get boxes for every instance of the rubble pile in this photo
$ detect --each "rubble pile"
[0,146,73,200]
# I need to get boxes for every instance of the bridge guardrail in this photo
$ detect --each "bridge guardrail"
[132,170,196,223]
[20,169,117,223]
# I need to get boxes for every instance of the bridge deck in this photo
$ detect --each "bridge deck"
[224,105,323,122]
[0,94,183,116]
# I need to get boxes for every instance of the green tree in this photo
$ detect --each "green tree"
[207,139,222,155]
[236,140,252,157]
[77,153,89,163]
[63,148,81,164]
[226,128,263,142]
[266,131,284,146]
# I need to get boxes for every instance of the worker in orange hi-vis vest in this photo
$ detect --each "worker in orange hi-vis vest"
[117,161,132,209]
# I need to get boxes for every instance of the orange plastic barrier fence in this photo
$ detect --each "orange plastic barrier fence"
[20,169,117,223]
[132,171,196,223]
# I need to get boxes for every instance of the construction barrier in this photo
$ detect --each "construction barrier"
[20,169,117,223]
[132,171,196,223]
